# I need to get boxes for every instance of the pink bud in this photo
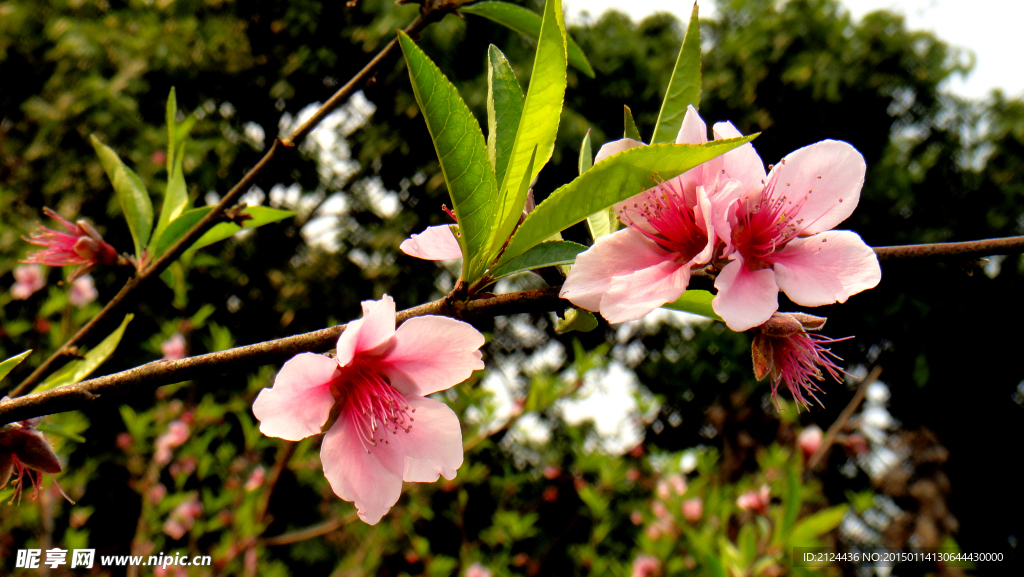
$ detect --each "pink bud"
[630,510,643,525]
[465,562,493,577]
[652,501,668,519]
[736,485,771,515]
[244,466,266,491]
[797,425,823,459]
[161,333,186,361]
[68,275,98,307]
[631,554,661,577]
[10,264,46,300]
[682,498,703,522]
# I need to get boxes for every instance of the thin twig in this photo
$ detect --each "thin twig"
[259,514,357,546]
[0,287,565,425]
[10,9,443,396]
[874,236,1024,261]
[807,365,882,472]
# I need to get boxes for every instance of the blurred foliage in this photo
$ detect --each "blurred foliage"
[1,0,1023,574]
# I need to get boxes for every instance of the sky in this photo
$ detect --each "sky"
[565,0,1024,100]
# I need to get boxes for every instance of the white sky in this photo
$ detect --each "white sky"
[565,0,1024,100]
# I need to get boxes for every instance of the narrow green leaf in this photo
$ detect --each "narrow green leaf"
[459,1,595,78]
[578,129,592,175]
[33,314,134,393]
[662,290,722,321]
[491,0,568,258]
[486,45,525,188]
[90,135,154,258]
[555,308,598,334]
[154,206,212,257]
[0,350,31,383]
[398,31,498,284]
[786,505,849,546]
[783,465,802,533]
[624,105,641,140]
[498,135,757,265]
[651,2,702,144]
[152,142,189,251]
[166,87,178,173]
[488,240,585,280]
[187,206,294,254]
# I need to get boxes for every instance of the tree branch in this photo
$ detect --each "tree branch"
[874,235,1024,261]
[0,288,565,425]
[9,11,446,396]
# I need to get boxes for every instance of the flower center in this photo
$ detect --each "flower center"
[333,366,415,453]
[618,178,707,262]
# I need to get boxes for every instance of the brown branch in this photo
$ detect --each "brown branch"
[0,287,565,425]
[9,11,449,396]
[874,236,1024,261]
[807,365,882,472]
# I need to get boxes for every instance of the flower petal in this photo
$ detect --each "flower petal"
[675,105,708,145]
[713,259,780,331]
[395,396,463,482]
[771,230,881,306]
[594,137,646,164]
[601,259,690,323]
[381,316,485,397]
[253,353,338,441]
[336,295,397,366]
[320,417,404,525]
[713,121,766,193]
[399,225,463,261]
[560,227,675,313]
[770,140,865,234]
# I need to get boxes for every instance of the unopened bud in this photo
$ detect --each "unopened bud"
[751,334,774,381]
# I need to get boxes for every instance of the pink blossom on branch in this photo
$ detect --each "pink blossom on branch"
[68,274,98,307]
[713,141,881,331]
[252,295,485,524]
[22,208,120,281]
[736,484,771,515]
[560,106,761,323]
[10,264,46,300]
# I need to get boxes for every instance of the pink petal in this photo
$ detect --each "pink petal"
[320,417,404,525]
[560,227,675,313]
[712,259,780,331]
[380,316,485,397]
[594,137,646,164]
[713,121,766,194]
[253,353,338,441]
[336,295,397,366]
[770,140,865,235]
[400,225,463,261]
[601,260,691,323]
[675,105,708,145]
[771,230,881,306]
[395,396,463,482]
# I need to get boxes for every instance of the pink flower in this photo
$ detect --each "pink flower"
[68,275,98,307]
[163,494,202,539]
[560,106,757,322]
[681,497,703,522]
[252,295,485,524]
[400,225,463,261]
[797,425,823,459]
[0,417,63,502]
[161,333,186,361]
[713,141,880,331]
[465,562,493,577]
[22,208,119,281]
[10,264,46,300]
[751,312,847,410]
[154,420,190,465]
[631,554,661,577]
[244,466,266,491]
[736,484,771,515]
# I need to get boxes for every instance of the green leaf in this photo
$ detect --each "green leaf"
[166,86,178,173]
[783,465,802,533]
[486,45,525,189]
[0,350,31,383]
[488,240,585,280]
[459,1,595,78]
[786,505,849,546]
[555,308,598,334]
[152,141,189,251]
[90,135,154,258]
[187,206,295,254]
[651,2,702,144]
[624,105,642,140]
[491,0,568,258]
[33,314,134,393]
[578,129,593,175]
[154,207,212,257]
[662,290,722,321]
[398,31,498,284]
[498,135,757,265]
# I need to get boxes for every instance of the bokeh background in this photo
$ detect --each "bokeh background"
[1,0,1022,574]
